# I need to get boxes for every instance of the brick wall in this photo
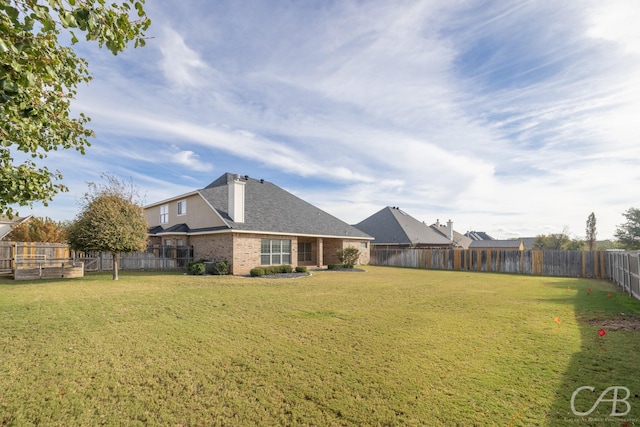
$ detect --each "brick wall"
[190,233,233,264]
[344,239,371,265]
[189,232,370,275]
[231,233,299,275]
[324,239,371,266]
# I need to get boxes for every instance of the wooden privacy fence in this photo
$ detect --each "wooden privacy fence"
[370,248,607,278]
[0,241,83,280]
[1,242,194,276]
[606,251,640,300]
[0,242,72,273]
[78,245,194,272]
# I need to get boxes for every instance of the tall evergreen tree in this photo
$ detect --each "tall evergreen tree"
[586,212,597,251]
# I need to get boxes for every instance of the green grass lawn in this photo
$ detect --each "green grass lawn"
[1,266,639,426]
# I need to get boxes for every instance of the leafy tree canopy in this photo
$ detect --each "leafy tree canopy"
[614,207,640,250]
[533,228,584,251]
[67,175,148,279]
[4,215,66,242]
[1,0,150,217]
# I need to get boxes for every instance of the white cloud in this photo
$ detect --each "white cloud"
[167,146,213,172]
[158,26,210,88]
[587,0,640,54]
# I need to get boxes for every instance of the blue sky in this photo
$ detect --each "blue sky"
[17,0,640,240]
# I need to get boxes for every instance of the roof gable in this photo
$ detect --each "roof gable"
[354,207,451,245]
[0,215,32,240]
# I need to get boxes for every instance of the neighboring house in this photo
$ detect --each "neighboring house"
[520,237,537,250]
[468,240,525,250]
[353,207,452,248]
[0,215,32,241]
[144,173,373,275]
[465,231,495,241]
[430,219,473,249]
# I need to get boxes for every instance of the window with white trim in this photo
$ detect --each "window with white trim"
[177,199,186,216]
[261,239,291,265]
[160,204,169,224]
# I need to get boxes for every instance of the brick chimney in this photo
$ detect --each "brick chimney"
[228,175,246,223]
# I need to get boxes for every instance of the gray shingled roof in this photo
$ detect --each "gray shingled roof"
[465,231,494,241]
[196,173,371,239]
[430,224,474,249]
[468,239,523,249]
[353,207,451,246]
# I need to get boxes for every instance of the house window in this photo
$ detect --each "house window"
[298,242,312,262]
[261,239,291,265]
[160,204,169,224]
[177,200,186,216]
[361,242,368,249]
[176,239,184,247]
[165,239,173,246]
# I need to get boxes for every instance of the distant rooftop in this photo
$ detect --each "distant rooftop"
[465,231,494,241]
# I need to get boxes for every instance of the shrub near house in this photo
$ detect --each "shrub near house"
[337,247,361,268]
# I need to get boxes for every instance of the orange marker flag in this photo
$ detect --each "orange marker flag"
[607,293,611,298]
[554,316,561,324]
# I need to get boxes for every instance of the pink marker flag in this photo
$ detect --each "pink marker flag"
[598,329,606,337]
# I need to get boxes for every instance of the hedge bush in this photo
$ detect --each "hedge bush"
[250,267,265,277]
[295,266,307,273]
[188,261,206,275]
[212,260,230,275]
[280,264,293,273]
[250,265,295,276]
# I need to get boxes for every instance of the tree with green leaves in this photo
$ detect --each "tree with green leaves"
[1,0,150,217]
[532,233,571,250]
[532,227,584,250]
[614,207,640,250]
[586,212,597,251]
[4,215,67,242]
[66,175,148,280]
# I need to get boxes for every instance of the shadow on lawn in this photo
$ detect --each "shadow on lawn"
[544,279,640,426]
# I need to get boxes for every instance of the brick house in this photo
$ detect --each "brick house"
[144,173,373,275]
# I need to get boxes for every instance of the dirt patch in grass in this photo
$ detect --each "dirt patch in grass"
[584,316,640,331]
